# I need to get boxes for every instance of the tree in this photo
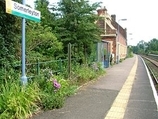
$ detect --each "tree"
[132,46,139,54]
[35,0,56,29]
[55,0,102,61]
[146,38,158,54]
[26,21,63,62]
[32,0,63,59]
[132,38,158,55]
[0,0,20,65]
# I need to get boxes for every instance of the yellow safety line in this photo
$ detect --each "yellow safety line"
[104,56,138,119]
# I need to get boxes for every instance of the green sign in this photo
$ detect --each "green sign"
[6,0,41,22]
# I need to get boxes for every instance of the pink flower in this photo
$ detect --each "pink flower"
[53,79,61,89]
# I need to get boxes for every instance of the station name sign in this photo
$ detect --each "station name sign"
[5,0,41,22]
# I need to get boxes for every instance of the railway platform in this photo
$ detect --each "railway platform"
[32,55,158,119]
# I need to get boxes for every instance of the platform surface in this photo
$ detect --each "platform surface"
[32,55,158,119]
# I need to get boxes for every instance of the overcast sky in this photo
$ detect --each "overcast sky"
[26,0,158,46]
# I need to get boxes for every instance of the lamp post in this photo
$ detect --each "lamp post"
[127,33,133,57]
[116,18,127,64]
[128,33,133,46]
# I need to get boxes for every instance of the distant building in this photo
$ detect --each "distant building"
[96,7,127,63]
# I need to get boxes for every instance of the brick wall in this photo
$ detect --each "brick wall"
[102,36,117,60]
[97,7,127,62]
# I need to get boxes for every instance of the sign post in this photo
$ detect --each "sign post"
[5,0,41,84]
[21,0,27,85]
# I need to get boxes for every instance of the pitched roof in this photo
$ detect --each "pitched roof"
[111,19,127,39]
[96,8,127,39]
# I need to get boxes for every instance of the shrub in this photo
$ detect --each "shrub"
[34,74,78,110]
[0,61,105,118]
[73,64,105,85]
[0,81,41,119]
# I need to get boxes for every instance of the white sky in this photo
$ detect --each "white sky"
[26,0,158,46]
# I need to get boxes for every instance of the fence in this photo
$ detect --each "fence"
[0,43,81,80]
[0,58,78,80]
[0,42,109,80]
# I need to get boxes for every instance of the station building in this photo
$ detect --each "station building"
[96,7,127,64]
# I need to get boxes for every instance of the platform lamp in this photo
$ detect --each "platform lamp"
[116,18,127,64]
[128,33,133,46]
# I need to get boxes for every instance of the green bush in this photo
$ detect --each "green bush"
[73,64,105,84]
[0,61,105,118]
[0,81,41,119]
[38,78,65,109]
[76,66,96,80]
[149,50,158,55]
[127,52,134,58]
[34,74,78,110]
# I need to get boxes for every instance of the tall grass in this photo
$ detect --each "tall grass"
[0,81,41,119]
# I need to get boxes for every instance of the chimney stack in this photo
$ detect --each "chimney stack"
[111,14,116,21]
[97,6,107,16]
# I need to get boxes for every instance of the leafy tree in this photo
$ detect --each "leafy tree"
[0,0,20,65]
[26,21,63,62]
[35,0,56,29]
[32,0,64,59]
[147,38,158,52]
[132,38,158,55]
[55,0,102,61]
[132,46,139,54]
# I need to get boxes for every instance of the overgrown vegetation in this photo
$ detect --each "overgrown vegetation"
[127,46,134,58]
[0,80,41,119]
[0,0,106,118]
[0,63,105,118]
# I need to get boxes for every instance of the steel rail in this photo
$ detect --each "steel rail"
[141,55,158,84]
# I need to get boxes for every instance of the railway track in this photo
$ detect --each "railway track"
[141,55,158,93]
